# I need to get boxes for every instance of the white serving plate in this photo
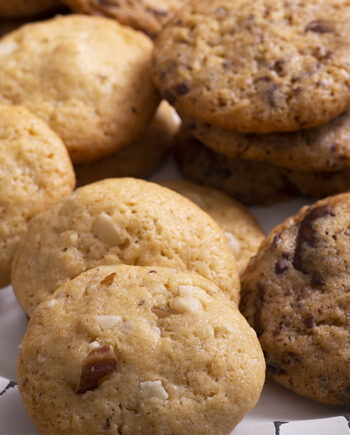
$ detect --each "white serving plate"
[0,157,349,434]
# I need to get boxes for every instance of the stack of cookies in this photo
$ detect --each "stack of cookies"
[152,0,350,205]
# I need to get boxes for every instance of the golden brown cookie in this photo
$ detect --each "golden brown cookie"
[186,110,350,172]
[153,0,350,133]
[17,264,265,435]
[174,133,350,205]
[0,15,160,163]
[241,194,350,404]
[0,105,75,288]
[12,178,239,315]
[161,180,264,274]
[75,101,180,186]
[63,0,185,38]
[0,0,60,19]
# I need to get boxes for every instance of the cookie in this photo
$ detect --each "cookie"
[0,0,60,19]
[12,178,239,315]
[75,101,180,187]
[17,264,265,434]
[240,194,350,404]
[63,0,185,38]
[0,105,75,289]
[174,133,350,205]
[161,181,264,274]
[186,109,350,172]
[153,0,350,133]
[0,15,160,163]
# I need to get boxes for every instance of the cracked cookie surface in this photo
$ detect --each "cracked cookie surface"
[153,0,350,133]
[0,15,159,163]
[17,265,264,435]
[12,178,239,315]
[240,194,350,404]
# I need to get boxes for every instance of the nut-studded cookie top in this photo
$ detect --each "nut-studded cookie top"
[12,178,239,315]
[241,193,350,404]
[153,0,350,133]
[17,265,265,435]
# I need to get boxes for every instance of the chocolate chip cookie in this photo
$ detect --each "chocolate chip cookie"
[186,109,350,172]
[63,0,185,38]
[174,133,350,205]
[241,194,350,404]
[153,0,350,133]
[12,178,239,315]
[0,105,75,288]
[18,264,264,434]
[0,15,160,163]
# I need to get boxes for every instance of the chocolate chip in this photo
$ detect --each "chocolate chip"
[266,84,281,108]
[293,205,335,272]
[173,83,189,96]
[311,271,325,287]
[100,273,116,286]
[138,300,145,306]
[304,316,315,329]
[253,284,265,336]
[305,20,334,33]
[273,60,285,76]
[163,89,176,104]
[77,346,117,394]
[275,258,289,274]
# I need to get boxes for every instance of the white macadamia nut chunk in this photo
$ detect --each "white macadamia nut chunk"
[224,231,240,257]
[0,41,18,55]
[170,295,203,314]
[120,321,135,334]
[139,380,168,400]
[93,212,124,245]
[97,315,122,330]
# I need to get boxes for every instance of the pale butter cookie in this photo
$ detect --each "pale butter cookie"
[0,105,75,288]
[0,15,160,163]
[12,178,239,315]
[17,265,265,435]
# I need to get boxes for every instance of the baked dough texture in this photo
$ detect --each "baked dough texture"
[241,194,350,404]
[17,265,265,435]
[153,0,350,133]
[0,15,160,163]
[12,178,239,314]
[0,105,75,288]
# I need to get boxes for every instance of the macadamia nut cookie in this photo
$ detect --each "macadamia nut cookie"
[17,265,265,435]
[161,181,264,274]
[0,105,75,288]
[75,101,180,186]
[0,15,160,163]
[153,0,350,133]
[241,194,350,404]
[12,178,239,315]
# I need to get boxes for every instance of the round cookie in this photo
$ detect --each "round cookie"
[0,14,160,163]
[17,265,265,435]
[0,105,75,289]
[187,109,350,172]
[12,178,239,315]
[153,0,350,133]
[161,180,264,274]
[240,194,350,404]
[0,0,60,19]
[75,101,180,187]
[174,133,350,205]
[63,0,185,38]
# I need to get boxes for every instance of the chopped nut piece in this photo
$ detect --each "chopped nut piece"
[120,321,135,334]
[139,380,168,400]
[152,325,161,336]
[93,212,124,245]
[170,295,203,313]
[0,41,18,55]
[100,273,116,286]
[77,345,117,394]
[178,285,205,296]
[224,231,240,257]
[89,341,100,350]
[97,315,122,330]
[151,307,172,318]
